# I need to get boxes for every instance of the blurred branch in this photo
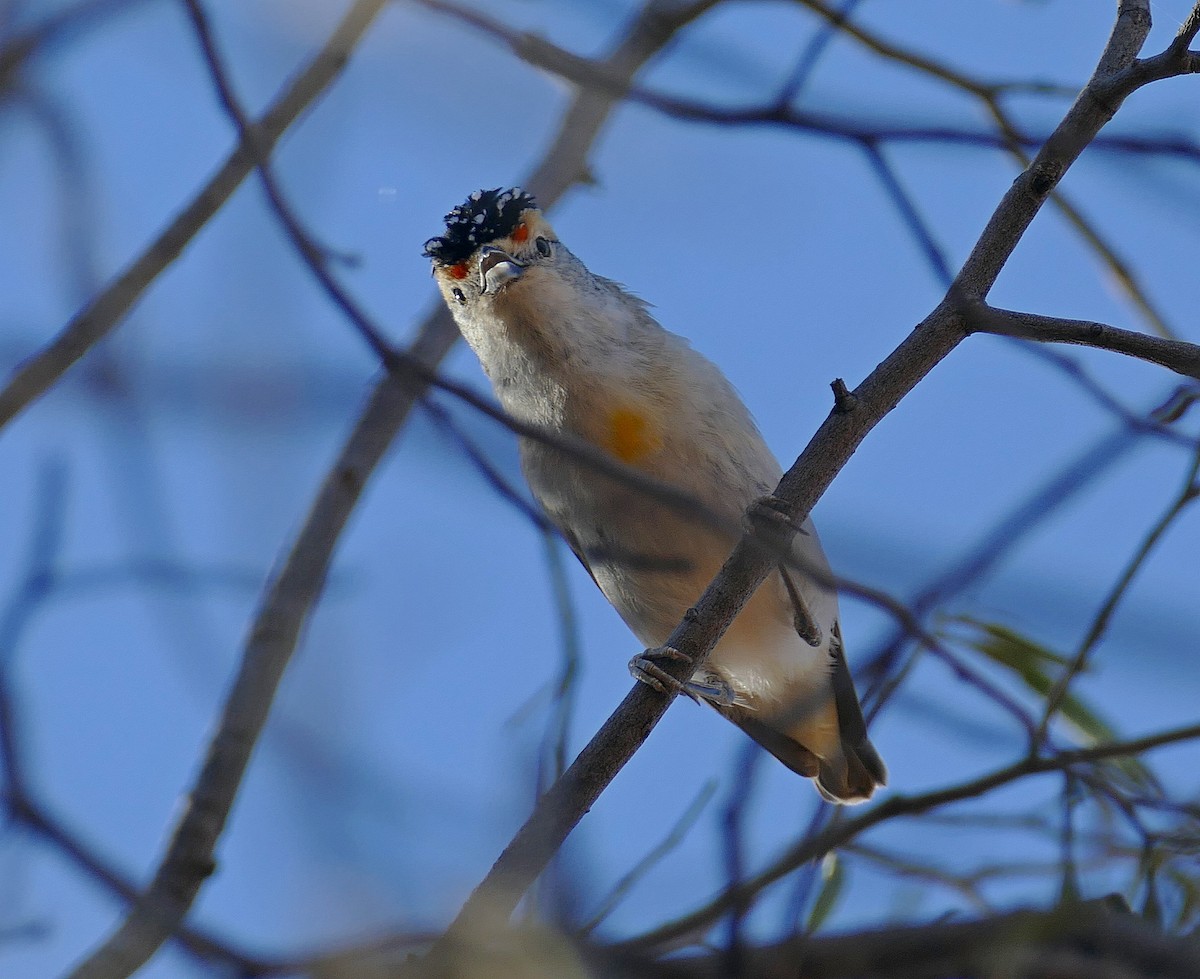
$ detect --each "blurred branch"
[842,842,996,913]
[435,0,1200,948]
[620,719,1200,955]
[793,0,1182,340]
[0,0,390,431]
[537,529,583,786]
[775,0,865,106]
[610,901,1200,978]
[577,780,717,936]
[1038,442,1200,738]
[417,0,1200,168]
[0,0,148,92]
[65,0,727,975]
[0,465,271,974]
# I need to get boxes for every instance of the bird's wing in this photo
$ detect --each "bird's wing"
[556,523,601,590]
[829,622,888,787]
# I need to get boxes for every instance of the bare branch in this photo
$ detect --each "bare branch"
[0,0,390,432]
[794,0,1180,340]
[0,0,149,90]
[419,0,1200,168]
[620,720,1200,955]
[975,307,1200,381]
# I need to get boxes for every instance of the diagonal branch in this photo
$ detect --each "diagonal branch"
[435,0,1191,948]
[1037,444,1200,739]
[0,0,389,432]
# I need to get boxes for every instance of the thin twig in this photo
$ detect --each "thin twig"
[577,780,717,935]
[1038,443,1200,739]
[619,718,1200,955]
[0,0,389,430]
[975,306,1200,381]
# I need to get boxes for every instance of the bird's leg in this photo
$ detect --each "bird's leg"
[749,496,822,647]
[629,647,737,707]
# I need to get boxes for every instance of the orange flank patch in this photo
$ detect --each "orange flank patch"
[605,406,663,464]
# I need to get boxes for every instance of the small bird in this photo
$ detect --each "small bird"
[425,188,885,802]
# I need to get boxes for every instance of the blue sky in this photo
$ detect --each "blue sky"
[2,0,1199,974]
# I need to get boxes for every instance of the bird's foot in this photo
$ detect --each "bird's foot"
[747,494,804,545]
[628,645,692,695]
[629,648,738,708]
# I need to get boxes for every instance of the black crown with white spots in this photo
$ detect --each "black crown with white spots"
[423,188,537,266]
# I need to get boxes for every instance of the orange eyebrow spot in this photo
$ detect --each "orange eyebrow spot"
[449,263,468,279]
[512,223,529,243]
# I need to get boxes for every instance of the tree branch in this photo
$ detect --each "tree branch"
[0,0,389,432]
[620,720,1200,955]
[435,0,1185,950]
[794,0,1181,340]
[975,307,1200,380]
[610,901,1200,978]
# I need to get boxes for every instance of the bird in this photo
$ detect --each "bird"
[424,188,885,803]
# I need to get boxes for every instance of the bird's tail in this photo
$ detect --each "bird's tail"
[817,625,887,803]
[732,708,885,804]
[722,629,887,804]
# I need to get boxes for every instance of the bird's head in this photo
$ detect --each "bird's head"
[424,188,561,312]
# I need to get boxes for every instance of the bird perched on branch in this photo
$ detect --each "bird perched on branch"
[425,188,885,803]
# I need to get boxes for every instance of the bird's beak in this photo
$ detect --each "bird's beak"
[479,246,525,295]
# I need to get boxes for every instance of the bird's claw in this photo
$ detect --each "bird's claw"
[747,494,801,542]
[628,645,692,695]
[629,648,738,708]
[744,494,811,539]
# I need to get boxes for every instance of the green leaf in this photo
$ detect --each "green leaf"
[953,618,1113,742]
[952,618,1158,790]
[1165,866,1200,930]
[806,853,846,933]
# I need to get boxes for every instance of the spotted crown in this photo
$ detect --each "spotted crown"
[423,188,538,266]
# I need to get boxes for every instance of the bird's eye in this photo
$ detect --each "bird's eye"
[451,287,466,304]
[535,236,552,257]
[448,262,469,280]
